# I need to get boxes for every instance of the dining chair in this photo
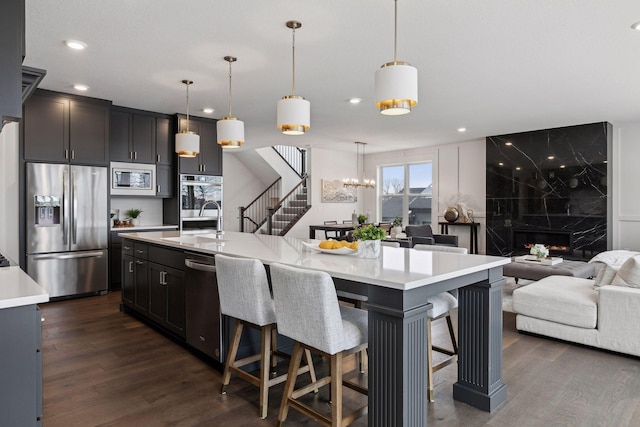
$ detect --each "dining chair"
[270,263,368,427]
[378,222,392,235]
[412,244,467,401]
[215,255,317,418]
[324,220,338,239]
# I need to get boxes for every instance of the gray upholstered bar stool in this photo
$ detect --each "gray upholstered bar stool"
[215,255,317,419]
[270,263,368,427]
[413,244,467,401]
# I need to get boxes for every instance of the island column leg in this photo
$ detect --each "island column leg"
[453,267,507,411]
[367,301,432,427]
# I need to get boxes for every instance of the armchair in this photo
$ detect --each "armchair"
[405,224,458,247]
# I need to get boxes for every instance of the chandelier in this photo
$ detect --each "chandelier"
[343,142,375,188]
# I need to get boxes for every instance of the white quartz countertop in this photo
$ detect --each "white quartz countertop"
[0,266,50,309]
[111,224,178,232]
[119,230,510,291]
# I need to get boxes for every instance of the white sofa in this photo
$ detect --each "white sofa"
[512,253,640,357]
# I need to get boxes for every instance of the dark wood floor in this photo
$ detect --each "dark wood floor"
[40,291,640,427]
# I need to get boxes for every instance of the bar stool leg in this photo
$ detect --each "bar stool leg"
[330,352,343,426]
[304,349,319,393]
[221,321,243,394]
[259,324,273,419]
[278,342,304,426]
[271,327,278,375]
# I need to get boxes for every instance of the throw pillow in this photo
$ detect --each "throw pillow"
[589,250,640,288]
[611,255,640,288]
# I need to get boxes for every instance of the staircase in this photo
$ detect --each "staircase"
[267,177,310,235]
[239,146,310,236]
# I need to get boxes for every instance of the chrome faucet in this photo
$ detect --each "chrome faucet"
[199,200,223,237]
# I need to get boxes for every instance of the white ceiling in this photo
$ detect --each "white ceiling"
[23,0,640,154]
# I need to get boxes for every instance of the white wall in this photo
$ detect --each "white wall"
[612,121,640,251]
[0,123,20,261]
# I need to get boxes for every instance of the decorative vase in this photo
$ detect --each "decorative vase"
[357,240,381,258]
[392,226,403,236]
[530,243,548,259]
[444,207,459,223]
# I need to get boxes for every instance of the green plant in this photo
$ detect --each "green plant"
[357,214,368,223]
[392,217,402,227]
[125,208,143,219]
[352,224,386,241]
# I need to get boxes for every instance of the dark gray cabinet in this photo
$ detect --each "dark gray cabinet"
[0,0,24,127]
[177,116,222,176]
[109,107,155,163]
[0,305,42,427]
[121,240,185,339]
[156,164,173,198]
[155,116,173,166]
[23,90,110,165]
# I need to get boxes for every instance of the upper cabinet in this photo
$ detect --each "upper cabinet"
[23,90,110,165]
[177,115,222,176]
[109,107,156,164]
[0,0,24,128]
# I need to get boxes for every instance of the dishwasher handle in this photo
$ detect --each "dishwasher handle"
[185,258,217,272]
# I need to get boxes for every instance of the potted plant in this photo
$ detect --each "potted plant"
[125,208,143,226]
[357,214,368,225]
[352,224,386,258]
[392,217,403,236]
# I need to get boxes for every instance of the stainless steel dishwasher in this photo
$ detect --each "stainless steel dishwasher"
[184,253,224,362]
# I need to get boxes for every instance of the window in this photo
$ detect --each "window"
[380,162,432,226]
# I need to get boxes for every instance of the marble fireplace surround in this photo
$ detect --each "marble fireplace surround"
[486,122,611,261]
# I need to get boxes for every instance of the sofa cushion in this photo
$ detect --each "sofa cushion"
[611,255,640,288]
[512,276,598,329]
[589,250,639,288]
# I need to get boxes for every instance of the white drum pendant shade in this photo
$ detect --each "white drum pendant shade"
[217,117,245,148]
[175,131,199,157]
[277,96,310,135]
[375,63,418,115]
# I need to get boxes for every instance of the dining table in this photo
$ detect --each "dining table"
[119,230,510,427]
[308,223,355,239]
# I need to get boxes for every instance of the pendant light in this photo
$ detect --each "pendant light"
[344,142,375,188]
[175,79,200,157]
[217,56,245,149]
[375,0,418,115]
[277,20,310,135]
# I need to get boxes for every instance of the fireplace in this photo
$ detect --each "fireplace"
[512,229,573,256]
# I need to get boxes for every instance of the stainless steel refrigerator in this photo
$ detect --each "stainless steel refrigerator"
[26,163,108,298]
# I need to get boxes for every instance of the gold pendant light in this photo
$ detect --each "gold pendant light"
[217,56,245,148]
[175,79,200,157]
[375,0,418,115]
[277,20,310,135]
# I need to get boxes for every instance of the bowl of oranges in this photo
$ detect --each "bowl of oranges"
[302,239,358,255]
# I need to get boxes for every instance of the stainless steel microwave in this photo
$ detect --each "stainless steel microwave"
[110,162,156,196]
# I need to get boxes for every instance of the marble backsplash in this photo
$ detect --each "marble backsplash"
[486,122,611,260]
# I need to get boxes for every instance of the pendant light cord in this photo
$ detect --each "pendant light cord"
[185,82,191,132]
[228,60,233,117]
[291,25,296,95]
[393,0,398,64]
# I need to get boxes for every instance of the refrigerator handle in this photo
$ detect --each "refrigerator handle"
[29,251,105,261]
[62,169,68,245]
[72,170,78,244]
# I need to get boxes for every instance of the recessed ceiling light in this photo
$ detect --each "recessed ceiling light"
[505,142,512,146]
[547,156,554,160]
[73,84,89,91]
[560,165,566,168]
[498,162,504,166]
[457,127,466,133]
[65,40,87,50]
[604,160,608,163]
[632,21,640,30]
[516,166,521,170]
[349,98,362,104]
[203,108,214,114]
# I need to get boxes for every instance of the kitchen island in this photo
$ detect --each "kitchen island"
[119,230,510,427]
[0,265,49,426]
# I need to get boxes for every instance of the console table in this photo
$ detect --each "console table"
[439,221,480,254]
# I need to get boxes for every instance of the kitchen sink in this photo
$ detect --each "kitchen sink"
[161,235,226,245]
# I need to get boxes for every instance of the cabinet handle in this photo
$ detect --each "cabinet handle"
[136,260,144,265]
[65,149,69,159]
[157,185,161,193]
[129,261,133,273]
[136,249,144,254]
[134,151,137,160]
[156,154,160,163]
[123,245,131,250]
[202,164,206,172]
[71,150,75,160]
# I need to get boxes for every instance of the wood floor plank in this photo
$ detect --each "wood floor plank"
[40,293,640,427]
